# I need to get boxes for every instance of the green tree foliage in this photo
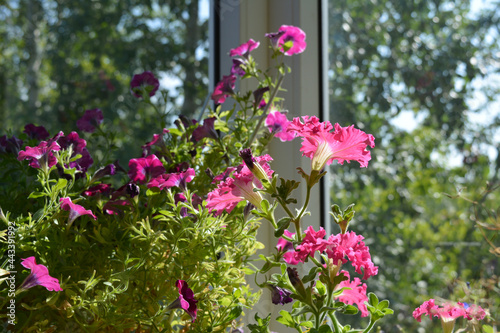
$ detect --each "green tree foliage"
[328,0,500,330]
[0,0,208,164]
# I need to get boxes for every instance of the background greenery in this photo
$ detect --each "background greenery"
[0,0,499,331]
[328,0,499,331]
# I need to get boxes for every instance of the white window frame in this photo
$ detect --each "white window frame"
[210,1,329,329]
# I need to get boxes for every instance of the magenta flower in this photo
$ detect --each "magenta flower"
[77,108,104,133]
[265,110,295,142]
[231,58,246,76]
[19,257,62,292]
[130,71,160,98]
[413,299,485,333]
[60,197,97,224]
[168,280,198,322]
[325,231,378,280]
[148,168,195,191]
[335,270,369,317]
[128,154,166,184]
[18,140,61,170]
[57,131,93,173]
[230,39,260,58]
[206,154,274,216]
[142,129,169,156]
[103,199,131,216]
[276,230,295,252]
[283,226,330,264]
[23,124,49,141]
[83,183,112,197]
[265,30,285,50]
[277,25,307,55]
[192,117,218,142]
[288,116,375,171]
[211,74,236,105]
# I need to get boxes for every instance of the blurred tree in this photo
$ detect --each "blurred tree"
[328,0,499,330]
[0,0,208,164]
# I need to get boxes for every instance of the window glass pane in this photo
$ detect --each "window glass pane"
[328,0,499,330]
[0,0,209,162]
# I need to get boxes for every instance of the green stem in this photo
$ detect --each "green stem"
[362,320,376,333]
[328,312,342,333]
[247,74,285,147]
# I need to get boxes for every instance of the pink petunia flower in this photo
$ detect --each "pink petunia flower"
[276,230,295,252]
[60,197,97,224]
[167,280,198,322]
[325,231,378,280]
[335,270,369,317]
[283,226,330,265]
[211,75,236,105]
[287,116,375,171]
[229,39,260,58]
[278,25,307,56]
[77,109,104,133]
[18,140,61,170]
[130,71,160,98]
[231,58,246,76]
[265,110,295,142]
[148,168,195,191]
[83,183,113,197]
[128,154,166,184]
[206,154,274,216]
[19,257,63,292]
[413,299,485,333]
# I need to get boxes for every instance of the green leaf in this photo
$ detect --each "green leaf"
[276,310,296,328]
[274,217,291,237]
[315,280,326,296]
[28,192,47,199]
[302,266,321,284]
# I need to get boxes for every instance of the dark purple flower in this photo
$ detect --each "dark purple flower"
[211,75,236,105]
[77,109,104,133]
[253,86,269,108]
[265,30,285,50]
[91,163,116,181]
[192,118,218,142]
[83,183,113,197]
[57,131,94,173]
[20,257,62,292]
[18,141,61,170]
[231,58,246,76]
[60,197,97,224]
[103,199,131,216]
[0,135,23,155]
[229,39,260,58]
[128,154,166,184]
[130,71,160,98]
[111,183,140,199]
[174,280,198,321]
[23,124,49,141]
[268,285,293,305]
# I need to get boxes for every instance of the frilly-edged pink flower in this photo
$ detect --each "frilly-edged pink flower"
[60,197,97,224]
[206,155,273,215]
[128,154,166,184]
[20,257,62,292]
[325,231,378,280]
[211,75,236,105]
[130,71,160,98]
[412,298,488,333]
[18,141,61,169]
[229,39,260,58]
[335,271,369,317]
[288,116,375,171]
[148,168,195,191]
[77,109,104,133]
[266,110,295,142]
[283,226,330,265]
[278,25,307,56]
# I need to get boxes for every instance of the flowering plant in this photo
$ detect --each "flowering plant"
[0,24,491,333]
